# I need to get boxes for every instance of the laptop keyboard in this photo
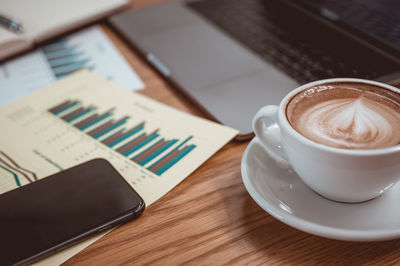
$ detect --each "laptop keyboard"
[187,0,398,84]
[318,0,400,48]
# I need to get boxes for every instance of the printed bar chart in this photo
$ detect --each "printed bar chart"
[132,139,178,166]
[61,106,96,122]
[147,136,196,175]
[48,100,197,175]
[104,122,144,147]
[43,41,92,79]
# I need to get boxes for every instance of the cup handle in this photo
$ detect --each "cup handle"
[252,105,288,160]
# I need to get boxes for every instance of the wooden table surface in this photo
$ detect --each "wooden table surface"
[65,1,400,265]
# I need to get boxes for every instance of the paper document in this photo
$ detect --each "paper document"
[0,26,144,107]
[0,0,129,59]
[0,70,238,264]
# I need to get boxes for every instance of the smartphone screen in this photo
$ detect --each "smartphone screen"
[0,159,145,265]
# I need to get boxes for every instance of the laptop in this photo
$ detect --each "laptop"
[109,0,400,139]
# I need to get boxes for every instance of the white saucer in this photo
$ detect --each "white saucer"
[241,137,400,241]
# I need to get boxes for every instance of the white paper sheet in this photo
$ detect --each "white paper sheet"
[0,26,144,107]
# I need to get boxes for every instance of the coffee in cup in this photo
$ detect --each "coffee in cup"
[253,78,400,203]
[285,82,400,150]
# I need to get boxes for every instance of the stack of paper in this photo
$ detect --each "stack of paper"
[0,70,238,264]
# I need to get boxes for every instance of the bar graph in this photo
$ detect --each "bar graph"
[48,100,197,175]
[42,41,93,79]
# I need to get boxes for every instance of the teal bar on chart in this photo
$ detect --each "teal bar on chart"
[108,123,144,147]
[44,47,77,60]
[93,118,128,139]
[52,59,90,76]
[147,136,193,170]
[122,133,159,157]
[53,102,79,115]
[78,113,112,131]
[102,128,125,143]
[154,144,196,175]
[48,99,198,176]
[66,108,95,122]
[136,139,178,166]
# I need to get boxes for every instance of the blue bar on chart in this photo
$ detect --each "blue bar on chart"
[132,139,178,166]
[61,106,96,122]
[48,100,197,175]
[76,109,114,131]
[103,122,144,147]
[117,130,160,156]
[88,116,129,139]
[42,41,92,79]
[49,100,80,115]
[147,136,195,175]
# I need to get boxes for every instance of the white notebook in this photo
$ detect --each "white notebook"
[0,0,129,60]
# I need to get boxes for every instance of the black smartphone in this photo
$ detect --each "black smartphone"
[0,158,145,265]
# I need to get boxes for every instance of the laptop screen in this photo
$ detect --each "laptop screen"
[294,0,400,56]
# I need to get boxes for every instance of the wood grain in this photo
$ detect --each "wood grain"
[65,1,400,265]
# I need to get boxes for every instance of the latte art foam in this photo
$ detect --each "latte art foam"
[286,82,400,149]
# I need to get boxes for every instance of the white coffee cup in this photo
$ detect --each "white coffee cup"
[253,78,400,203]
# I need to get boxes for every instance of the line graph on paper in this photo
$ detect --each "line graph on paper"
[0,151,38,194]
